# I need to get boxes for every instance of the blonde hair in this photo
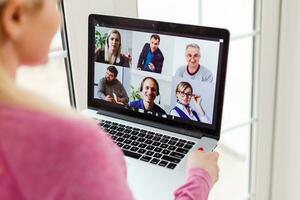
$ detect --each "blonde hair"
[176,81,193,94]
[104,29,122,64]
[0,0,42,14]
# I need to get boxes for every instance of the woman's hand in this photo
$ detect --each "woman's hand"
[193,94,202,104]
[186,150,219,185]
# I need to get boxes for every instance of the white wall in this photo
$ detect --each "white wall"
[63,0,138,110]
[271,0,300,199]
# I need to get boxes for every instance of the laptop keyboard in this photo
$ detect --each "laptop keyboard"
[97,119,195,170]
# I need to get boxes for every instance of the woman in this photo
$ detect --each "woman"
[0,0,218,199]
[94,29,131,67]
[171,81,211,123]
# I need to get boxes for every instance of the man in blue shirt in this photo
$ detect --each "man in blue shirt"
[137,34,164,74]
[130,77,166,115]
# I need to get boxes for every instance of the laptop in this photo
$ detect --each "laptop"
[82,14,229,200]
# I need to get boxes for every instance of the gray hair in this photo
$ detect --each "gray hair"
[185,43,200,51]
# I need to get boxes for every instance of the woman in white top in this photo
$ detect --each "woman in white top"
[170,81,211,123]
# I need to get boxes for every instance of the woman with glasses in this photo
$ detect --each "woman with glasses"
[170,81,211,123]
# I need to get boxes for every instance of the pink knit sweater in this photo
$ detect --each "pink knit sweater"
[0,105,211,200]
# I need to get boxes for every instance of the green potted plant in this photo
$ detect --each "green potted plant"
[95,31,108,50]
[129,85,142,102]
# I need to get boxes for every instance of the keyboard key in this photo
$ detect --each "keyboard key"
[115,132,124,137]
[137,133,146,138]
[130,136,138,141]
[183,144,193,150]
[148,131,155,135]
[167,163,177,169]
[146,151,154,156]
[138,143,147,148]
[175,142,185,148]
[125,126,133,129]
[145,135,154,139]
[154,153,162,158]
[171,137,179,141]
[103,124,111,128]
[145,140,153,145]
[109,130,117,135]
[150,158,160,164]
[162,135,170,139]
[116,138,125,142]
[168,140,176,145]
[158,160,168,167]
[137,138,146,143]
[131,131,139,135]
[187,141,196,145]
[140,130,147,133]
[160,138,168,143]
[117,143,124,148]
[131,141,140,146]
[123,145,131,150]
[123,150,142,159]
[162,149,171,155]
[160,144,168,149]
[153,136,161,141]
[110,126,118,130]
[179,139,187,143]
[153,142,161,146]
[137,149,146,154]
[117,127,125,132]
[155,133,163,137]
[176,147,189,154]
[130,147,139,152]
[161,155,180,163]
[154,147,163,153]
[133,128,140,131]
[170,152,185,159]
[168,146,176,151]
[124,139,132,144]
[140,156,151,162]
[146,145,155,150]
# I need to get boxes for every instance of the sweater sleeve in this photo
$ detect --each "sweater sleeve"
[174,168,212,200]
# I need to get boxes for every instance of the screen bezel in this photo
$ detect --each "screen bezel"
[88,14,229,140]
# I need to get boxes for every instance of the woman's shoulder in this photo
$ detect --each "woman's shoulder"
[0,104,120,164]
[0,104,104,144]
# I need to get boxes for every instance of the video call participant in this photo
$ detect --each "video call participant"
[175,43,213,82]
[137,34,164,73]
[97,66,129,105]
[170,81,210,123]
[94,29,131,67]
[130,77,166,115]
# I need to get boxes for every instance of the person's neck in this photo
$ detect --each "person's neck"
[109,48,117,56]
[0,41,19,80]
[143,100,154,111]
[187,64,200,74]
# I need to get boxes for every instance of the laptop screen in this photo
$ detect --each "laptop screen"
[88,14,229,139]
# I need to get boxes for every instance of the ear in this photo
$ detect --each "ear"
[1,0,27,40]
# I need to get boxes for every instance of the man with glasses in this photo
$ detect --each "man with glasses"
[170,81,210,123]
[97,65,129,105]
[175,43,213,82]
